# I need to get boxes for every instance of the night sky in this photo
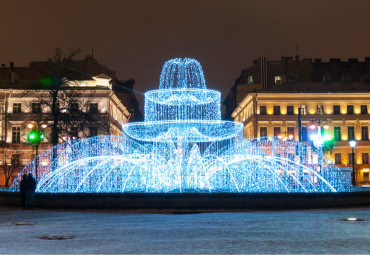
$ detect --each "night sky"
[1,0,370,108]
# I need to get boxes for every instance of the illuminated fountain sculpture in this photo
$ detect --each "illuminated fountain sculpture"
[12,58,350,193]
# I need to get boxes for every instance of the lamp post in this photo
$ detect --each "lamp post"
[27,122,47,181]
[350,140,356,186]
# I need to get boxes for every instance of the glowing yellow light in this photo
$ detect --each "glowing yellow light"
[288,134,293,139]
[27,123,34,129]
[324,125,329,129]
[41,123,48,129]
[277,135,283,139]
[310,124,316,129]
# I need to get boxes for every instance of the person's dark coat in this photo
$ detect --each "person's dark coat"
[19,174,27,209]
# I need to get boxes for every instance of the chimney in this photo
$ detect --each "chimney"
[9,62,17,83]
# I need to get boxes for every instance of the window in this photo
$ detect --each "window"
[317,105,324,115]
[260,127,267,137]
[273,106,280,115]
[32,103,41,114]
[333,105,341,115]
[12,127,20,143]
[71,103,79,112]
[287,106,294,115]
[361,105,368,114]
[274,127,281,137]
[247,76,253,84]
[348,153,353,165]
[13,103,21,113]
[299,105,307,115]
[90,103,98,114]
[287,127,295,138]
[364,172,369,181]
[335,153,342,165]
[302,127,308,141]
[89,127,98,137]
[362,126,369,141]
[11,154,20,167]
[347,105,354,115]
[274,76,281,84]
[348,126,355,141]
[260,106,267,115]
[362,153,369,164]
[334,126,341,141]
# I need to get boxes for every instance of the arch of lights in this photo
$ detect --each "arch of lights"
[11,58,351,193]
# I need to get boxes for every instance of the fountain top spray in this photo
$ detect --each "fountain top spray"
[122,58,243,142]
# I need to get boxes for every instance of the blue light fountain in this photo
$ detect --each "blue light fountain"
[12,58,350,193]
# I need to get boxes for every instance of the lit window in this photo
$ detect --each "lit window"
[335,153,342,165]
[334,126,341,141]
[12,127,21,143]
[317,105,324,115]
[364,172,369,181]
[300,105,307,115]
[247,76,253,84]
[274,76,281,84]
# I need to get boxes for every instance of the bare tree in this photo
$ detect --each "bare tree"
[0,144,24,187]
[26,48,110,159]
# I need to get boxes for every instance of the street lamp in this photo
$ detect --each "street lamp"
[27,122,47,181]
[349,140,356,186]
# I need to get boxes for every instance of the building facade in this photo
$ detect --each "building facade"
[232,84,370,186]
[224,56,370,120]
[0,58,138,187]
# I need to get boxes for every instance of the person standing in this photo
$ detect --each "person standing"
[19,174,28,209]
[26,173,37,209]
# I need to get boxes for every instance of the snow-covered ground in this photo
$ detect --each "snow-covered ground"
[0,206,369,254]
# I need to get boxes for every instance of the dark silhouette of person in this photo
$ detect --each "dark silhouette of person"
[26,173,37,208]
[19,174,27,209]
